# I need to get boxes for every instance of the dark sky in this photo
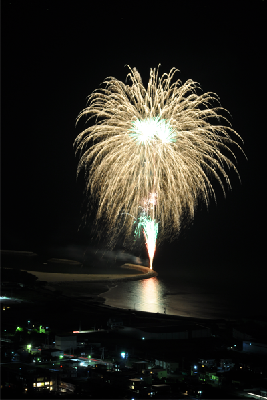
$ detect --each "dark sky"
[1,1,265,272]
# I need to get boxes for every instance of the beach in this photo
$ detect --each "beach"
[1,251,157,302]
[20,263,158,299]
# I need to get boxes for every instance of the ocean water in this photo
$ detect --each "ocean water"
[101,272,266,321]
[2,250,264,321]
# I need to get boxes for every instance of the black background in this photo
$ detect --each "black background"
[1,1,265,274]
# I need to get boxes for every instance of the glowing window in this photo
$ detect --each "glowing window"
[37,382,44,387]
[45,382,49,385]
[33,383,36,387]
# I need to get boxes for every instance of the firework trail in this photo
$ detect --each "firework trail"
[74,65,245,269]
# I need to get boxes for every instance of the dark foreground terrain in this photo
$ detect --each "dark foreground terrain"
[1,252,267,399]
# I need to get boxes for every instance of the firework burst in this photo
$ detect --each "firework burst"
[74,65,245,268]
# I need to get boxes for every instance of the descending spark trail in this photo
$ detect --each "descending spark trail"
[74,65,245,269]
[139,214,158,270]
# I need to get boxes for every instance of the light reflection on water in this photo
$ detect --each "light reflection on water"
[138,278,166,314]
[101,276,259,320]
[102,277,210,318]
[103,277,166,314]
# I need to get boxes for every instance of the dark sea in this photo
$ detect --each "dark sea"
[100,265,266,321]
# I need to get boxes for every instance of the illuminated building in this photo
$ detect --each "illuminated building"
[1,363,58,394]
[128,378,143,393]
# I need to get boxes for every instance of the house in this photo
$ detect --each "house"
[219,358,235,370]
[150,368,167,380]
[151,384,171,396]
[141,370,153,385]
[205,371,223,385]
[141,368,167,384]
[199,358,215,368]
[58,364,77,379]
[58,381,75,393]
[133,361,148,372]
[129,378,143,393]
[1,363,59,395]
[155,358,179,373]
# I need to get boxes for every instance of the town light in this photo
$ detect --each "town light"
[16,326,23,332]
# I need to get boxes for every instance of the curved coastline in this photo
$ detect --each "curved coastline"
[2,259,158,306]
[108,263,158,282]
[16,263,158,301]
[21,263,157,284]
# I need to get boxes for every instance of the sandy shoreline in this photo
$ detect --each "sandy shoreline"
[20,263,158,299]
[21,263,157,283]
[22,271,139,282]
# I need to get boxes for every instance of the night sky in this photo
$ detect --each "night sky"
[1,1,265,276]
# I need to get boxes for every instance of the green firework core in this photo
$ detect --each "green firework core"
[135,214,158,242]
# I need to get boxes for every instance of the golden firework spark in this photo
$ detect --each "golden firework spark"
[74,65,245,261]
